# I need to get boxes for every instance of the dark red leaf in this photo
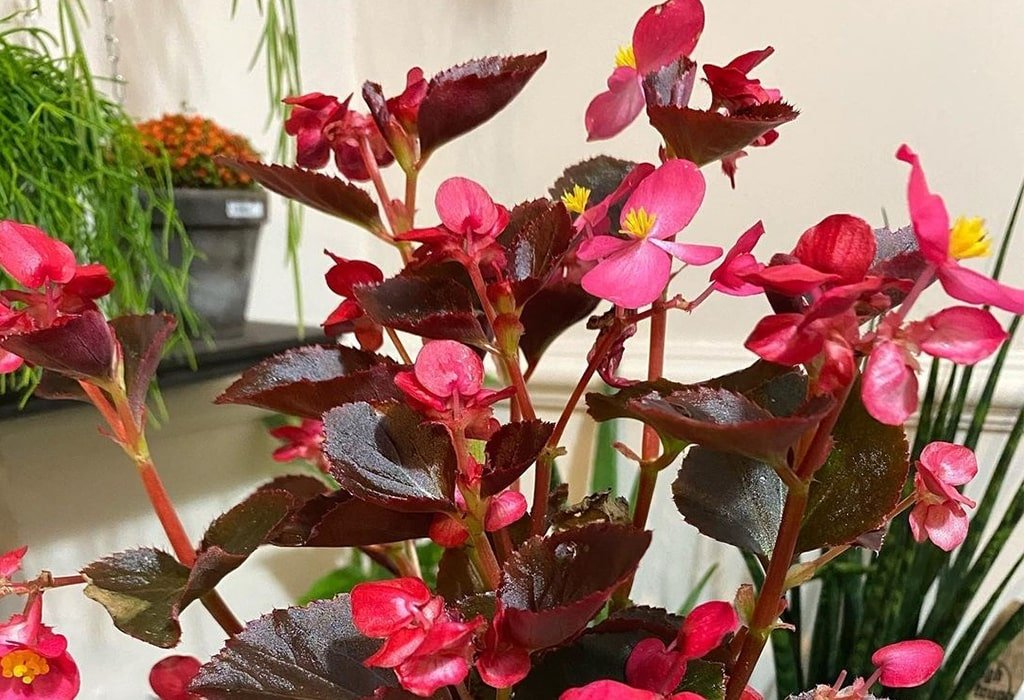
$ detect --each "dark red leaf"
[219,159,383,232]
[110,313,177,421]
[497,200,575,305]
[551,491,632,532]
[273,490,433,547]
[191,595,399,699]
[418,53,547,156]
[703,360,808,417]
[436,547,479,603]
[355,273,489,347]
[323,402,458,513]
[641,56,698,109]
[647,102,799,166]
[82,548,190,648]
[33,371,89,403]
[797,383,909,551]
[216,345,403,419]
[499,523,651,650]
[482,420,555,496]
[672,448,786,557]
[587,381,833,462]
[548,156,643,231]
[1,310,116,382]
[519,281,600,371]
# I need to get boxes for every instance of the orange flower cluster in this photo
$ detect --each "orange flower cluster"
[136,113,258,189]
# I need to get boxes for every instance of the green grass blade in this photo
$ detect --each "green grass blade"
[963,317,1020,450]
[677,563,718,615]
[591,396,619,495]
[950,606,1022,700]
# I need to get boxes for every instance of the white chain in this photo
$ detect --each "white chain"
[101,0,126,104]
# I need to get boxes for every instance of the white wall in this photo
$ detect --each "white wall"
[1,1,1022,697]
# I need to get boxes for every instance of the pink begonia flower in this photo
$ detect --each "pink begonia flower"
[909,442,977,551]
[484,490,527,531]
[149,655,202,700]
[0,597,79,699]
[0,547,26,580]
[398,177,510,268]
[269,418,328,473]
[0,221,76,289]
[897,145,1024,313]
[322,252,384,351]
[562,601,737,699]
[870,639,944,687]
[585,0,705,140]
[351,578,482,697]
[572,163,657,236]
[861,306,1008,425]
[578,160,721,309]
[707,221,766,297]
[703,47,782,187]
[475,607,532,688]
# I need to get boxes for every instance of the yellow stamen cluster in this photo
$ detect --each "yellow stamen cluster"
[1,649,50,685]
[621,207,658,239]
[615,44,637,69]
[949,216,991,260]
[560,185,592,215]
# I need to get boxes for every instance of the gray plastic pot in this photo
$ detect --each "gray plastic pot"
[153,188,268,337]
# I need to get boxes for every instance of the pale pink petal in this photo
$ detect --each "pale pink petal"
[919,441,978,486]
[414,340,485,398]
[862,341,918,425]
[397,654,471,697]
[578,235,634,261]
[0,546,26,578]
[485,491,528,531]
[923,505,970,551]
[632,0,705,73]
[0,221,77,288]
[621,160,705,241]
[585,67,645,141]
[649,240,722,266]
[435,177,502,236]
[917,306,1007,364]
[561,680,662,700]
[896,145,951,265]
[581,241,671,308]
[678,600,739,660]
[937,265,1024,314]
[908,503,929,543]
[871,639,944,687]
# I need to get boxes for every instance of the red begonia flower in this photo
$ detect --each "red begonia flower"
[0,597,79,699]
[283,92,347,169]
[561,680,707,700]
[585,0,705,141]
[870,639,944,687]
[269,418,326,470]
[708,221,765,297]
[0,221,76,289]
[0,547,26,579]
[475,608,532,689]
[897,145,1024,313]
[149,655,202,700]
[322,252,384,350]
[909,442,977,551]
[578,160,720,308]
[395,340,509,420]
[573,162,657,236]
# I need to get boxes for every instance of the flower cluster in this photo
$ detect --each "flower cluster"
[137,113,258,189]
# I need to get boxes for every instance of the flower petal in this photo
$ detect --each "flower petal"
[937,264,1024,314]
[743,263,841,295]
[632,0,705,74]
[923,504,970,551]
[397,654,471,697]
[0,221,77,288]
[0,546,26,579]
[650,240,722,266]
[578,235,634,261]
[561,680,663,700]
[919,441,978,487]
[435,177,502,236]
[792,214,877,284]
[862,340,918,426]
[916,306,1007,364]
[871,639,944,687]
[414,340,485,398]
[350,578,432,637]
[896,145,951,265]
[149,655,202,700]
[485,491,528,532]
[585,67,645,141]
[745,313,822,365]
[621,160,705,241]
[581,240,671,308]
[678,600,739,660]
[625,637,685,694]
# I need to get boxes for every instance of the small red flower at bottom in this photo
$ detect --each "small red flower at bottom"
[0,597,79,699]
[150,655,203,700]
[351,578,483,697]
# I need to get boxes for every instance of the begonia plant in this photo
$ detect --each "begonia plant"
[0,1,1019,698]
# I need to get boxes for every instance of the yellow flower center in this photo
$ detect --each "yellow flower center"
[621,207,657,239]
[560,184,592,215]
[615,44,637,69]
[949,216,991,260]
[1,649,50,685]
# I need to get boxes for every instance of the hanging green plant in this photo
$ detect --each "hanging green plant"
[0,14,197,397]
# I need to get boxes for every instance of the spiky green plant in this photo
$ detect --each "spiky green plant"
[762,184,1024,700]
[0,9,196,397]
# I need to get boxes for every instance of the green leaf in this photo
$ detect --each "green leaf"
[949,606,1023,700]
[591,396,619,496]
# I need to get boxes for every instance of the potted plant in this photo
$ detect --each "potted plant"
[137,114,268,336]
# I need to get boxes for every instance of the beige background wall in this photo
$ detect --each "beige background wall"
[1,1,1022,697]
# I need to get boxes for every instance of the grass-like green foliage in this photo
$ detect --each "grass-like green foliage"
[763,184,1024,699]
[0,9,196,396]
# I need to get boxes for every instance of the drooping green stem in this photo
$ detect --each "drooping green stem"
[452,425,503,591]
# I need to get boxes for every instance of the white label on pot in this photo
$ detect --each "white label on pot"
[226,200,265,220]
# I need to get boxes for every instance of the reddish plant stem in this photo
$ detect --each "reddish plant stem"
[359,136,399,233]
[387,327,413,365]
[452,426,503,591]
[725,382,853,700]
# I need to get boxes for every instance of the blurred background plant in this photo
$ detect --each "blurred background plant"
[136,113,258,190]
[0,1,197,397]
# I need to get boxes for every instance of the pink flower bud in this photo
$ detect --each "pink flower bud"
[485,491,527,532]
